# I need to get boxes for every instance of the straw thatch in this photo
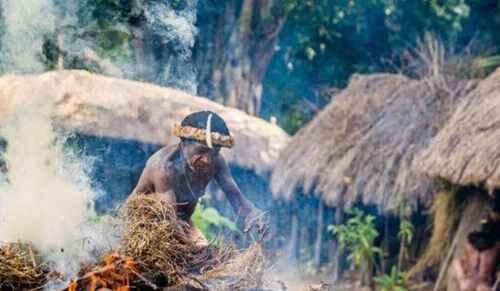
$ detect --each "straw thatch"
[0,70,289,175]
[271,73,477,213]
[417,68,500,191]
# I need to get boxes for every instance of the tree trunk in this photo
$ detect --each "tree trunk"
[314,201,324,268]
[361,260,375,288]
[194,0,288,115]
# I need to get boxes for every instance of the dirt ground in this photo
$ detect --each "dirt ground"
[272,270,434,291]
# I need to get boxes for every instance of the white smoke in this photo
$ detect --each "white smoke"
[144,2,197,50]
[0,0,56,73]
[142,0,198,93]
[0,97,119,289]
[0,0,199,93]
[0,1,199,287]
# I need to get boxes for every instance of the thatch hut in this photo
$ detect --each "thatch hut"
[270,72,477,271]
[416,68,500,290]
[272,73,476,213]
[0,70,289,211]
[417,68,500,190]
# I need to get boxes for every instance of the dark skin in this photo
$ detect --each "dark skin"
[452,241,500,291]
[132,139,268,239]
[452,194,500,291]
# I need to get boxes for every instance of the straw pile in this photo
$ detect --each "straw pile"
[72,194,267,290]
[119,194,236,287]
[0,242,48,290]
[0,194,269,290]
[200,243,267,291]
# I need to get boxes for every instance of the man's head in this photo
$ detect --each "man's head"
[173,111,233,173]
[467,230,495,252]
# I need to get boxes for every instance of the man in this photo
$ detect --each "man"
[132,110,268,245]
[452,195,500,291]
[452,231,499,291]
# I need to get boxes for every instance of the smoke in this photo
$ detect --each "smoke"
[0,0,199,93]
[0,97,120,289]
[0,0,56,73]
[0,0,199,288]
[141,0,198,93]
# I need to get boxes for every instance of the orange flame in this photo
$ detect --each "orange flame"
[67,279,77,291]
[67,251,138,291]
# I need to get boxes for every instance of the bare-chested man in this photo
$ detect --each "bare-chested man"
[131,111,268,245]
[452,195,500,291]
[453,231,499,291]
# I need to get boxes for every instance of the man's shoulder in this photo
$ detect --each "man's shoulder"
[150,144,177,160]
[146,145,178,170]
[215,153,228,167]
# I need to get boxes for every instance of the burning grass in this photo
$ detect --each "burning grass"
[0,194,269,290]
[0,242,48,290]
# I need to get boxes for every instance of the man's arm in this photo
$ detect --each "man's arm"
[478,243,500,284]
[132,162,154,195]
[214,156,253,219]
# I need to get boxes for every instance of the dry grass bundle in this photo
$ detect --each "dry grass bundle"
[119,194,235,287]
[409,190,463,277]
[200,243,267,291]
[120,194,195,284]
[0,242,48,290]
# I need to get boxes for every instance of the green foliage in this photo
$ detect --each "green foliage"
[87,214,113,225]
[263,0,500,133]
[397,217,414,269]
[374,266,408,291]
[474,55,500,72]
[328,208,382,269]
[398,218,414,246]
[191,200,238,241]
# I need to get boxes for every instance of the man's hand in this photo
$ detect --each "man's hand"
[214,156,269,240]
[243,208,270,241]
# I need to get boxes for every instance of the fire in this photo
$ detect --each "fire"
[66,251,139,291]
[68,279,77,291]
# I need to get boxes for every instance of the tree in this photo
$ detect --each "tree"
[194,0,295,115]
[262,0,474,133]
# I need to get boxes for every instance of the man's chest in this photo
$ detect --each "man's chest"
[170,172,213,203]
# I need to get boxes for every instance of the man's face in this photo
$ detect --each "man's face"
[181,140,220,173]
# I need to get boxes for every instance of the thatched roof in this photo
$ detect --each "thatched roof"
[417,68,500,191]
[271,73,477,213]
[0,70,289,176]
